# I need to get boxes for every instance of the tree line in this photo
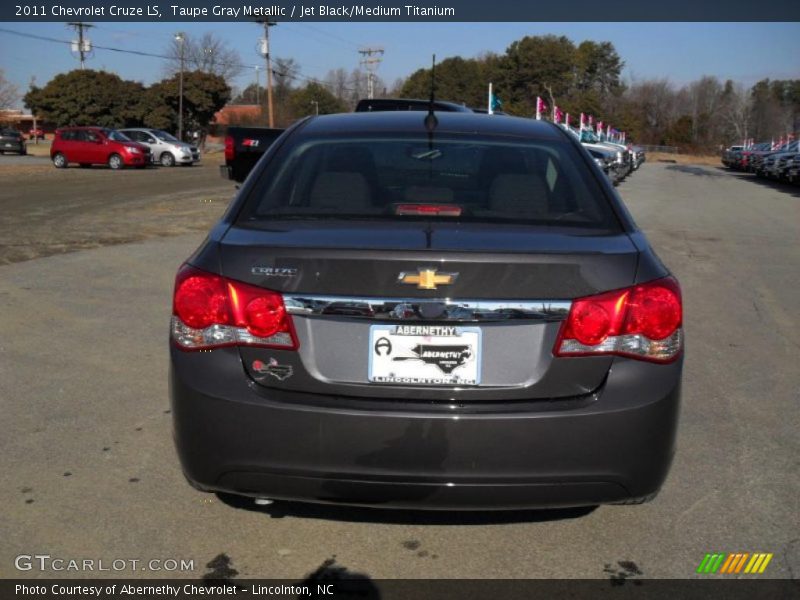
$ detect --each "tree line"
[395,35,799,151]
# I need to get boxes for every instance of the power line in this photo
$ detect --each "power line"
[283,22,362,51]
[0,27,359,93]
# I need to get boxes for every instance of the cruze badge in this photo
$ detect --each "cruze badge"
[398,268,458,290]
[251,266,298,277]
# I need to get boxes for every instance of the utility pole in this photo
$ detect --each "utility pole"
[254,66,260,106]
[310,100,319,115]
[358,46,384,100]
[175,32,185,141]
[67,22,93,69]
[257,19,276,128]
[29,76,38,145]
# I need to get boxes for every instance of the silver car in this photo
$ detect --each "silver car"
[119,128,200,167]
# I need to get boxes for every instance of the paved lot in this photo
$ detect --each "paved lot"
[0,154,50,165]
[0,159,231,264]
[0,163,798,581]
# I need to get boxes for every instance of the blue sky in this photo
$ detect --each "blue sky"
[2,22,799,108]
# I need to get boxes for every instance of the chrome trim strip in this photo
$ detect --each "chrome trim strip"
[283,295,571,322]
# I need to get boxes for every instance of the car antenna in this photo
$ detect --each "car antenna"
[424,54,438,133]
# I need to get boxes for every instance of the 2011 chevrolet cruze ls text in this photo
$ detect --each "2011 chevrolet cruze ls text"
[170,112,683,510]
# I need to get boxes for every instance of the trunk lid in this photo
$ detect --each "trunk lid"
[218,221,638,401]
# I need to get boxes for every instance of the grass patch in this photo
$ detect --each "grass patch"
[649,152,721,167]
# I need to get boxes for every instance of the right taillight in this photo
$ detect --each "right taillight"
[171,265,297,351]
[224,135,234,161]
[554,277,682,363]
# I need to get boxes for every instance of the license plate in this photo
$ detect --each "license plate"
[4,143,12,147]
[368,325,481,386]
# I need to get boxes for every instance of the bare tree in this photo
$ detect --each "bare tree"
[272,57,298,99]
[165,32,243,83]
[324,68,350,103]
[686,76,723,145]
[0,69,19,110]
[388,77,407,97]
[721,82,752,144]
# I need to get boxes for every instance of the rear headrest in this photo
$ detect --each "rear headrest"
[327,146,376,172]
[309,172,371,210]
[489,174,549,216]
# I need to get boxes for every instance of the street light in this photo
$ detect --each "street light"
[175,32,185,141]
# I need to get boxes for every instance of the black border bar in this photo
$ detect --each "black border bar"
[3,0,800,22]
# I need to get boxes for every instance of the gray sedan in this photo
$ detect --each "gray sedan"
[120,128,200,167]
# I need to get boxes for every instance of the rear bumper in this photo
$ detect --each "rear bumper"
[171,347,682,510]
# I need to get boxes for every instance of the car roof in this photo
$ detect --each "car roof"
[355,98,473,112]
[300,111,566,141]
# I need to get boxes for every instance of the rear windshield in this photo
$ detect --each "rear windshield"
[240,134,620,229]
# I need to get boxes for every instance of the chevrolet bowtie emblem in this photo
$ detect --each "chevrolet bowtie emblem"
[398,268,458,290]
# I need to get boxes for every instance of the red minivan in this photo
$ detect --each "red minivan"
[51,127,151,169]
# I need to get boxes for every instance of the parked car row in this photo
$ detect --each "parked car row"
[49,126,200,170]
[722,141,800,184]
[563,125,645,186]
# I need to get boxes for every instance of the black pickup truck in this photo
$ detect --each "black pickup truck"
[221,126,285,183]
[220,99,472,183]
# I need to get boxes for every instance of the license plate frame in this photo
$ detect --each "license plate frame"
[368,324,482,386]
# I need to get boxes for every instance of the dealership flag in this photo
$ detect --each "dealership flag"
[535,96,547,120]
[553,105,563,124]
[597,121,604,136]
[579,113,586,130]
[488,83,502,114]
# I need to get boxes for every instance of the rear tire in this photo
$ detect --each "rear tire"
[52,152,67,168]
[160,152,176,167]
[108,154,123,170]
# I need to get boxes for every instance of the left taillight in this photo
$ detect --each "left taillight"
[171,265,297,351]
[224,135,234,161]
[554,276,683,363]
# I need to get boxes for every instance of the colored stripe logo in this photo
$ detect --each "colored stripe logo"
[697,553,773,574]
